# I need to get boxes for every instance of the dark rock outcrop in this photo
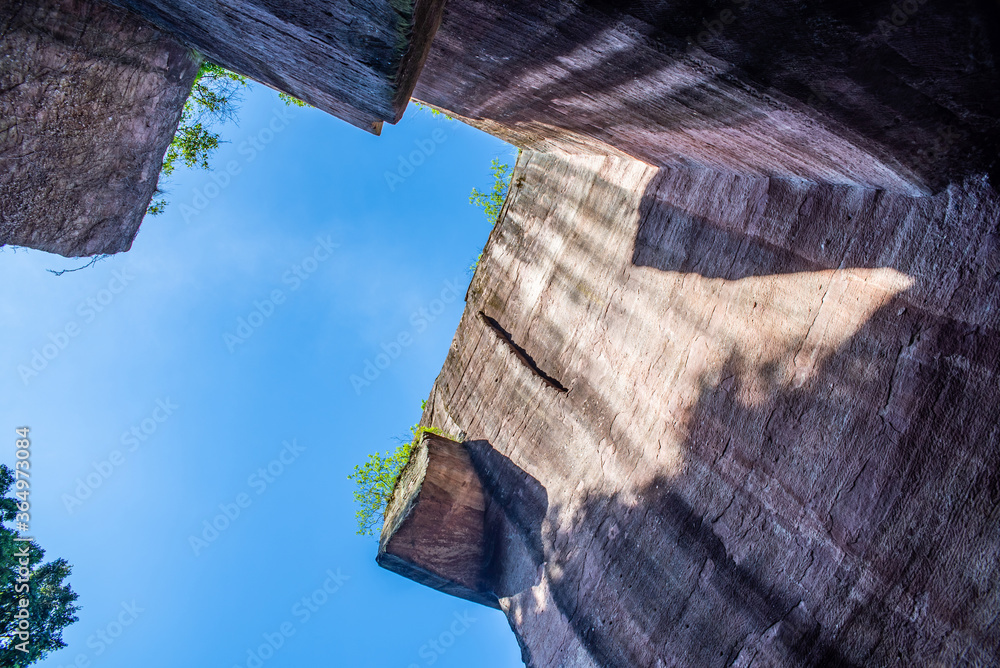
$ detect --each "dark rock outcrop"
[105,0,449,132]
[378,433,499,609]
[2,0,448,256]
[414,0,1000,193]
[0,0,199,257]
[405,149,1000,666]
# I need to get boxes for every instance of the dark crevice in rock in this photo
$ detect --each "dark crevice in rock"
[478,311,569,393]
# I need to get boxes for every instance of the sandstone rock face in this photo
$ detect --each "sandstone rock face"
[105,0,448,132]
[378,433,499,609]
[0,0,199,257]
[414,0,1000,193]
[2,0,449,256]
[415,150,1000,666]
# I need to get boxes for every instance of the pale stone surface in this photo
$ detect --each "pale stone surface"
[417,150,1000,666]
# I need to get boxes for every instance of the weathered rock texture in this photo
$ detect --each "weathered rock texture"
[105,0,448,132]
[0,0,199,257]
[414,0,1000,193]
[412,149,1000,666]
[3,0,449,257]
[378,433,499,609]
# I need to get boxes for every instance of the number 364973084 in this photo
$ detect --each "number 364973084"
[14,427,31,528]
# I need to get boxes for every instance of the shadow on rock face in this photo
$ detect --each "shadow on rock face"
[537,293,1000,666]
[418,0,1000,190]
[465,440,549,598]
[543,480,856,668]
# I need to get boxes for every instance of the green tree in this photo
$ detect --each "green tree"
[469,158,512,226]
[163,62,248,177]
[349,424,447,536]
[147,62,306,215]
[0,465,79,666]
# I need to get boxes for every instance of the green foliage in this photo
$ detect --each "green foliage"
[0,466,79,666]
[411,99,452,120]
[162,123,220,176]
[348,420,449,536]
[470,158,512,226]
[278,92,308,107]
[148,62,306,215]
[161,63,248,179]
[145,196,167,217]
[348,441,412,537]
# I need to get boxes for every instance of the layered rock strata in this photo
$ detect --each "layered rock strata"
[378,432,499,609]
[414,0,1000,193]
[106,0,449,132]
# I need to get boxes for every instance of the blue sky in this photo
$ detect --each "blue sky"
[0,82,523,667]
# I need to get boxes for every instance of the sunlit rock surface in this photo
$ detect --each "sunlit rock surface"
[413,150,1000,666]
[0,0,199,257]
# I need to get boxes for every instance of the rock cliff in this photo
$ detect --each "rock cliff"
[1,0,446,256]
[104,0,448,132]
[414,0,1000,193]
[0,0,199,256]
[393,149,1000,666]
[378,433,500,609]
[2,1,999,663]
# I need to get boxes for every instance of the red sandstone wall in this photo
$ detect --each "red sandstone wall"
[415,0,1000,194]
[0,0,199,257]
[421,150,1000,666]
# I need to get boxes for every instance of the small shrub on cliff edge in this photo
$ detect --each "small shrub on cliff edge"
[469,157,512,227]
[468,157,514,272]
[147,62,305,216]
[411,99,453,120]
[349,423,448,536]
